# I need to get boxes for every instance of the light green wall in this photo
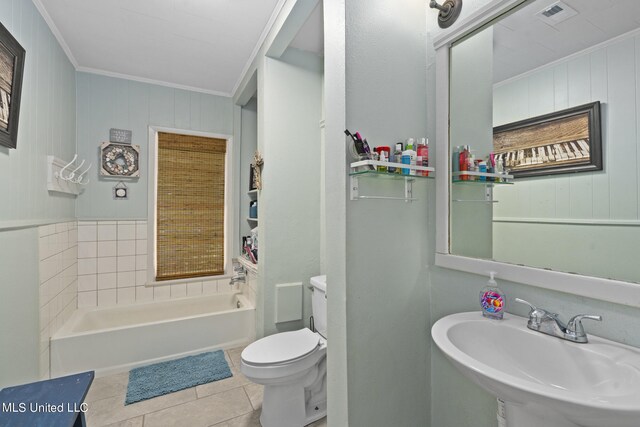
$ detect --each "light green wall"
[344,0,431,425]
[426,1,640,426]
[492,32,640,283]
[0,0,76,387]
[75,72,234,220]
[258,48,323,337]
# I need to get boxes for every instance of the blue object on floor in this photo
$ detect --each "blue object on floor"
[125,350,232,405]
[0,371,94,427]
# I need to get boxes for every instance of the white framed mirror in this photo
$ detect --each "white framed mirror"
[434,0,640,307]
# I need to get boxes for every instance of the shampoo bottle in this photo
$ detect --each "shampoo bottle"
[479,272,505,320]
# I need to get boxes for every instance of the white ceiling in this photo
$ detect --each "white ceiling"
[494,0,640,83]
[35,0,283,96]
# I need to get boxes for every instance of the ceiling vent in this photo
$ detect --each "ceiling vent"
[536,1,578,25]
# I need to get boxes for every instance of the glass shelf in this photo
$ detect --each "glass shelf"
[452,179,513,185]
[452,171,513,185]
[349,160,435,202]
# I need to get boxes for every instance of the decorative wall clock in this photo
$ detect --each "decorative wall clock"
[100,142,140,178]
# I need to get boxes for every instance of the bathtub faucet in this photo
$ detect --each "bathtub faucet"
[229,264,246,285]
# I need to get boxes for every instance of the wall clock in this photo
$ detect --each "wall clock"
[100,142,140,178]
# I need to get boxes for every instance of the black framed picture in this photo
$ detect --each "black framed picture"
[493,101,602,178]
[0,22,25,149]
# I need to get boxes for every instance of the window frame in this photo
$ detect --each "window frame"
[146,126,234,286]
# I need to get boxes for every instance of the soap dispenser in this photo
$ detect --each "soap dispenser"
[480,272,505,320]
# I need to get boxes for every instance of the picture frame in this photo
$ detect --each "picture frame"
[493,101,602,178]
[0,22,25,149]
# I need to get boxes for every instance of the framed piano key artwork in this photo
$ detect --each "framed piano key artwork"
[493,101,602,178]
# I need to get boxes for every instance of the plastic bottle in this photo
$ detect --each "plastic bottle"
[401,150,412,175]
[417,138,429,177]
[393,143,403,174]
[479,272,506,320]
[479,161,487,181]
[459,146,469,181]
[378,150,388,172]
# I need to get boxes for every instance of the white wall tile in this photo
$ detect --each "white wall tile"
[117,240,136,256]
[78,225,97,242]
[98,257,117,274]
[186,281,202,296]
[118,256,136,272]
[97,273,117,290]
[117,224,136,240]
[78,258,97,275]
[97,224,117,241]
[98,289,117,307]
[136,270,148,286]
[117,271,136,288]
[78,274,97,292]
[154,285,171,300]
[135,254,147,270]
[136,222,148,239]
[136,239,147,255]
[136,286,154,302]
[203,280,218,294]
[78,291,97,308]
[117,287,136,305]
[97,241,117,257]
[171,283,187,298]
[78,242,97,258]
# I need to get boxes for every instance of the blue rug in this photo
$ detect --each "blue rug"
[125,350,232,405]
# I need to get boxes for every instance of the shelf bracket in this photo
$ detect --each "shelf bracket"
[350,175,416,202]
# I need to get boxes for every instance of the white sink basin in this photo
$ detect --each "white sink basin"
[432,312,640,427]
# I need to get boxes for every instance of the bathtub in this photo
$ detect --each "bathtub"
[50,292,255,377]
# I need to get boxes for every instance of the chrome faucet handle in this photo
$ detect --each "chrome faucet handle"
[566,314,602,342]
[514,298,536,312]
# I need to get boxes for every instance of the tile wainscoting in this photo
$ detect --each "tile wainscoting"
[38,222,78,378]
[77,220,241,307]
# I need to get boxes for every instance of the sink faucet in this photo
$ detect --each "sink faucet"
[514,298,602,344]
[229,263,246,285]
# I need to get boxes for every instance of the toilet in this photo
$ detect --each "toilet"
[240,275,327,427]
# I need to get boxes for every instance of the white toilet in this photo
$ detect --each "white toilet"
[240,275,327,427]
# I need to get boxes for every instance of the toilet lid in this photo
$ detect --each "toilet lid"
[242,328,320,365]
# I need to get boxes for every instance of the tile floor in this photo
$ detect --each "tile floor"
[84,346,327,427]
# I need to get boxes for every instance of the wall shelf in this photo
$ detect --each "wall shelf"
[47,156,82,196]
[248,189,258,198]
[452,170,514,184]
[247,217,258,223]
[350,160,435,202]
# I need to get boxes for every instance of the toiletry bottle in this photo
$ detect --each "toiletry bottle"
[452,146,460,180]
[394,143,403,174]
[417,138,429,176]
[378,150,388,172]
[480,272,506,320]
[401,149,411,175]
[479,161,487,181]
[459,146,469,181]
[467,154,476,181]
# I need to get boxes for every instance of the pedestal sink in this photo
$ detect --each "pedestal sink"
[432,312,640,427]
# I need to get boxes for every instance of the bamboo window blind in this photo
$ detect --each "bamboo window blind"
[156,132,227,280]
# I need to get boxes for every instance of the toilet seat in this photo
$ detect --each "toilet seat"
[242,328,320,366]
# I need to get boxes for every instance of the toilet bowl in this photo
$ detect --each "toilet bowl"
[240,275,327,427]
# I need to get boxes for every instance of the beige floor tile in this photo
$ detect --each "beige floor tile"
[209,409,261,427]
[224,350,234,367]
[143,387,253,427]
[243,383,263,411]
[103,416,144,427]
[196,366,251,398]
[85,388,196,426]
[227,347,244,368]
[86,372,129,403]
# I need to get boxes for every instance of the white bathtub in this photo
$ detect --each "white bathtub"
[50,292,255,377]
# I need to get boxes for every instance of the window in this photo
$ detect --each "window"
[155,132,227,281]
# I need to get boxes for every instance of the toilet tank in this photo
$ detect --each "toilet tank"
[310,275,327,338]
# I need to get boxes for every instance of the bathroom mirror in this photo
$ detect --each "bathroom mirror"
[448,0,640,284]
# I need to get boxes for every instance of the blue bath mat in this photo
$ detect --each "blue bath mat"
[125,350,232,405]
